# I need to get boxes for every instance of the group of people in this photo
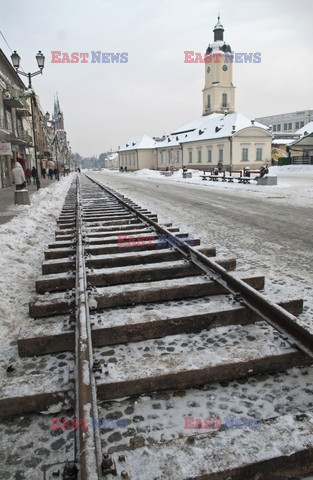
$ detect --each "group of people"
[12,159,70,190]
[25,167,39,185]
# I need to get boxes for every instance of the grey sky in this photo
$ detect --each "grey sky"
[1,0,313,157]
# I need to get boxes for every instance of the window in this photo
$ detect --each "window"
[5,110,12,131]
[242,148,248,161]
[197,150,202,163]
[218,149,223,162]
[295,122,300,129]
[288,123,292,130]
[300,121,305,128]
[273,125,277,132]
[188,150,192,163]
[222,93,227,108]
[256,148,262,161]
[284,123,288,131]
[207,95,210,108]
[176,150,180,163]
[276,124,281,131]
[208,150,212,163]
[133,155,136,165]
[160,152,163,164]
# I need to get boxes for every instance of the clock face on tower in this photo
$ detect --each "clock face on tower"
[207,66,210,73]
[222,65,228,71]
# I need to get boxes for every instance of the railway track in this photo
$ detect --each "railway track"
[2,173,313,479]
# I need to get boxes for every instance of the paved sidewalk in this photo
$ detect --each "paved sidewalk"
[0,178,59,225]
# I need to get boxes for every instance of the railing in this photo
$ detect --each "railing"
[7,129,33,145]
[292,156,313,165]
[17,130,33,143]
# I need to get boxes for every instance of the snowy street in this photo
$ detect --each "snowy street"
[88,167,313,331]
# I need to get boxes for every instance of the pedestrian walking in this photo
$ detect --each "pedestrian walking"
[31,167,37,184]
[42,167,46,179]
[54,168,59,181]
[25,168,32,185]
[12,162,26,190]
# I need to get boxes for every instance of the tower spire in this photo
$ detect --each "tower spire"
[213,15,224,42]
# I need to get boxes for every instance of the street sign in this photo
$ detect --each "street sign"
[0,143,12,155]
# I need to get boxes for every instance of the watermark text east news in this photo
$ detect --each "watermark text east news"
[51,51,128,63]
[184,51,261,63]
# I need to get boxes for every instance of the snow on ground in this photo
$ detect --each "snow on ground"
[0,168,311,478]
[94,165,313,208]
[0,175,73,382]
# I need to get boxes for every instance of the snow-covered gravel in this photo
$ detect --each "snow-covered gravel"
[0,175,73,381]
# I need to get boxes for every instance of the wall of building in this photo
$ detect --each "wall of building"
[119,151,138,170]
[119,149,156,170]
[138,149,155,169]
[232,128,272,169]
[181,128,271,170]
[156,146,182,169]
[255,110,313,134]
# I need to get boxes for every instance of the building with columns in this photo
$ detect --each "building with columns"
[119,17,272,171]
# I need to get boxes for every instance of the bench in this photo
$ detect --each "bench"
[201,174,234,183]
[201,174,258,184]
[160,171,174,176]
[238,176,252,184]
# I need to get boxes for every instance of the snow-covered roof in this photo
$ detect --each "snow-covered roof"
[272,139,293,145]
[296,121,313,137]
[120,114,270,152]
[119,134,156,152]
[153,132,188,149]
[158,112,269,147]
[171,113,221,135]
[289,132,313,150]
[107,152,118,160]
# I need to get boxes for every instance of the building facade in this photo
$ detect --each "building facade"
[255,110,313,134]
[0,49,33,187]
[0,50,69,187]
[118,17,272,172]
[118,134,155,171]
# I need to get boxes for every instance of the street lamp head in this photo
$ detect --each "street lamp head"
[36,50,45,70]
[11,51,21,70]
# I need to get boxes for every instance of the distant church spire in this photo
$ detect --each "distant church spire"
[53,92,64,130]
[54,92,61,115]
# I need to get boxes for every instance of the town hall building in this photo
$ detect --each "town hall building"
[118,17,272,171]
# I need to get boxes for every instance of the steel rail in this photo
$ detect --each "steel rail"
[85,174,313,359]
[75,175,102,479]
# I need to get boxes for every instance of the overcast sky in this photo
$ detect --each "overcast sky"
[1,0,313,157]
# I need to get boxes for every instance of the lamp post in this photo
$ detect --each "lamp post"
[11,50,45,190]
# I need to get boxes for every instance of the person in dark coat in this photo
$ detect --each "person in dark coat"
[31,167,37,184]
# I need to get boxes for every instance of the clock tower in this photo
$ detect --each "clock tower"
[202,17,236,116]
